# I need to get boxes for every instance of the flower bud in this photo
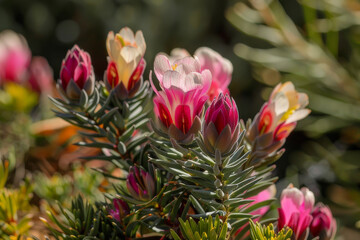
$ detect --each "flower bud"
[278,184,314,240]
[0,30,31,84]
[28,56,53,93]
[126,166,155,202]
[202,93,240,155]
[310,203,336,240]
[109,198,130,223]
[58,45,95,100]
[104,27,146,99]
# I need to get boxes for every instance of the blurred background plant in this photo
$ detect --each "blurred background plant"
[0,0,359,239]
[226,0,360,238]
[0,151,36,240]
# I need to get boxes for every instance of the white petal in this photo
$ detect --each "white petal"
[274,92,289,116]
[285,109,311,123]
[119,27,135,43]
[120,46,141,64]
[135,31,146,56]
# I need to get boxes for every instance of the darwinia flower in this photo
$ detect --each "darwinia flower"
[167,47,233,101]
[151,54,212,143]
[278,184,315,240]
[0,30,31,84]
[195,47,233,101]
[109,198,130,223]
[105,27,146,99]
[310,203,336,240]
[59,45,95,100]
[202,93,240,155]
[28,56,53,93]
[247,82,310,162]
[126,166,155,202]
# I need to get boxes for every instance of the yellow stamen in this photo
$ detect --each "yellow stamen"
[280,107,296,121]
[172,64,178,70]
[116,34,126,47]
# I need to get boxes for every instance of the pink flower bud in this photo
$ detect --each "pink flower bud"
[202,93,240,155]
[278,184,314,240]
[310,203,336,240]
[109,198,130,223]
[28,56,53,93]
[0,30,31,84]
[151,54,212,143]
[126,166,155,202]
[59,45,95,99]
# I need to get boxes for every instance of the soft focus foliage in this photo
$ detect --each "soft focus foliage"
[249,220,292,240]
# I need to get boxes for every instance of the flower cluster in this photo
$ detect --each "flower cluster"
[278,185,336,240]
[48,25,337,240]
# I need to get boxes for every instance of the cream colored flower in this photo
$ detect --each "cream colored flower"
[106,27,146,89]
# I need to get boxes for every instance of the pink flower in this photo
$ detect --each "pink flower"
[109,198,130,223]
[151,54,212,143]
[59,45,95,100]
[236,186,276,239]
[0,30,31,84]
[28,56,53,93]
[202,93,240,155]
[105,27,146,98]
[195,47,232,101]
[167,47,233,101]
[126,166,155,202]
[310,203,336,240]
[278,184,315,240]
[247,82,310,163]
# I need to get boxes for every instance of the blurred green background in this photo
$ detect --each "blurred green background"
[1,0,360,238]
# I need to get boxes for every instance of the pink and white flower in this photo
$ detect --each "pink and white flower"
[195,47,232,101]
[105,27,146,98]
[278,184,315,240]
[167,47,233,101]
[0,30,31,84]
[247,82,310,162]
[151,54,211,143]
